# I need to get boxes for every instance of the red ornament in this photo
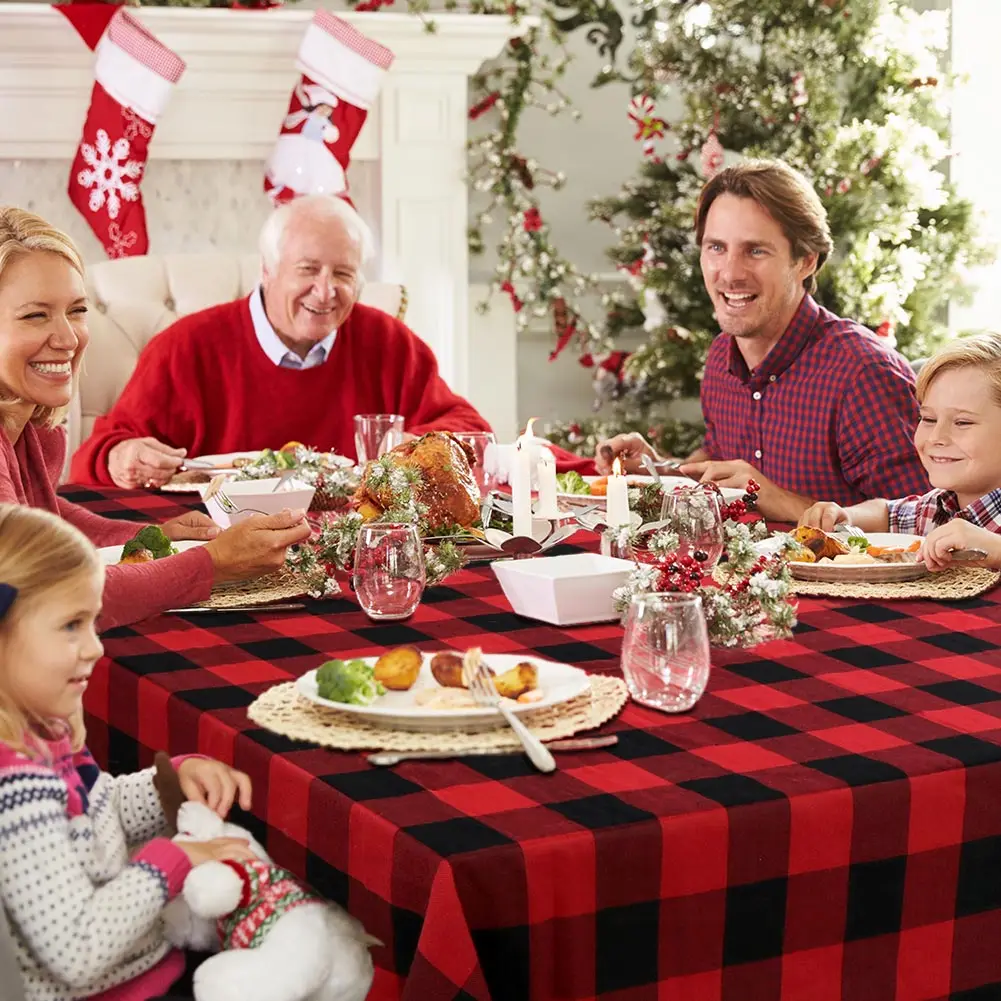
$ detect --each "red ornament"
[500,280,523,312]
[523,207,543,232]
[468,91,500,120]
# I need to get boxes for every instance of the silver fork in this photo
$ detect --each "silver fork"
[462,649,556,773]
[214,491,270,517]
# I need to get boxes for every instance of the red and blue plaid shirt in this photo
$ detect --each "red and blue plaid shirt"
[888,487,1001,536]
[700,295,929,506]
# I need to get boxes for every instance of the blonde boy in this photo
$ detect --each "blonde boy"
[800,332,1001,571]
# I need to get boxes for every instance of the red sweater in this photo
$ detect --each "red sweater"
[71,299,492,485]
[1,423,212,630]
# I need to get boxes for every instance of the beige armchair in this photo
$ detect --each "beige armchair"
[69,253,406,474]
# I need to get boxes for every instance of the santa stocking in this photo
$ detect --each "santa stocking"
[67,9,185,258]
[265,12,394,205]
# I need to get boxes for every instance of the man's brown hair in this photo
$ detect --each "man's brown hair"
[694,159,833,294]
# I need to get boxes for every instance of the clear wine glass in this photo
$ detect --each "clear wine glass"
[659,485,725,569]
[352,523,426,621]
[354,414,405,464]
[451,431,498,497]
[620,592,711,713]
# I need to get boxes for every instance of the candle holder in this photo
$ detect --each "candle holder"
[481,492,588,559]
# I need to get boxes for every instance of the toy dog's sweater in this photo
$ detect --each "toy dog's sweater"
[217,859,322,950]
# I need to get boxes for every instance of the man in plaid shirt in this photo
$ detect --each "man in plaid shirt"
[595,160,929,522]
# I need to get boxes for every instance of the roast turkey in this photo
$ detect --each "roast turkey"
[354,432,481,533]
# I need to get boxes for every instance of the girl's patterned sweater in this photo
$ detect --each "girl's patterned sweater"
[0,734,192,1000]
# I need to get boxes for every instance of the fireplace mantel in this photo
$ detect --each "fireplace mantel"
[0,4,521,403]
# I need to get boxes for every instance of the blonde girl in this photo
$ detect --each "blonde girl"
[0,505,255,1001]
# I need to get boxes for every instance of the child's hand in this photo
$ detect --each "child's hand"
[799,502,849,531]
[177,836,257,867]
[177,758,252,818]
[919,520,1001,572]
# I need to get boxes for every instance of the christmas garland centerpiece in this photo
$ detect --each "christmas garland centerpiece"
[612,481,800,649]
[234,442,360,512]
[286,432,480,598]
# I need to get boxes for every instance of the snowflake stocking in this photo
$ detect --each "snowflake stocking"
[67,9,185,258]
[264,11,394,205]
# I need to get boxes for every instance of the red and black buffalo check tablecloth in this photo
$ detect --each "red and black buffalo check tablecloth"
[68,485,1001,1001]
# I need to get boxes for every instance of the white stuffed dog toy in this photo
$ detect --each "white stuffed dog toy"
[161,790,379,1001]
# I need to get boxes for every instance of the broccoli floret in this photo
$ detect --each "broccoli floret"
[316,659,385,706]
[847,535,869,553]
[122,525,176,560]
[556,471,590,495]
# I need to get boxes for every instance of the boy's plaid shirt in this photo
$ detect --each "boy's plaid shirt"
[888,486,1001,535]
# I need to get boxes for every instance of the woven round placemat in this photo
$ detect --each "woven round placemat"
[247,675,629,752]
[790,565,1000,601]
[195,572,307,609]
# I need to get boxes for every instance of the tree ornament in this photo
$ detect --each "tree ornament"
[700,119,724,178]
[627,94,668,160]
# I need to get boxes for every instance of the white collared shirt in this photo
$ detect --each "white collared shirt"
[249,285,336,370]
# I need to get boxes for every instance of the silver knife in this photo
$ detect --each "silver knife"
[367,735,618,766]
[167,603,306,614]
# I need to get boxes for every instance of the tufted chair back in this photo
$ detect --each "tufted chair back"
[70,253,406,469]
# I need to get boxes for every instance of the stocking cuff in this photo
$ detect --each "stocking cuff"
[96,10,186,125]
[297,11,394,111]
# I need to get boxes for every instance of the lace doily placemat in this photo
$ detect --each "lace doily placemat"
[790,566,1000,601]
[196,572,306,609]
[247,675,629,753]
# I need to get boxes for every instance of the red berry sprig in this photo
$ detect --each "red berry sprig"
[655,553,703,593]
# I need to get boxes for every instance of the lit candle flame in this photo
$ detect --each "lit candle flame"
[524,417,537,438]
[612,457,623,476]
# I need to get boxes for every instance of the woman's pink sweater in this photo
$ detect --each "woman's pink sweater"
[0,422,213,630]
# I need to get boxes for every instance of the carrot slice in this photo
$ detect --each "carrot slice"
[589,477,608,496]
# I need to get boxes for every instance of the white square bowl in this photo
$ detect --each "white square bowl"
[198,477,316,529]
[492,553,635,626]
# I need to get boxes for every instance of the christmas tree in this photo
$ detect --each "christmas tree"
[547,0,992,459]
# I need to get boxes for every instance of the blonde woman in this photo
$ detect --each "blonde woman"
[0,207,310,629]
[0,505,256,1001]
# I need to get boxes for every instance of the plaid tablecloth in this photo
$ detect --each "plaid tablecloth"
[70,486,1001,1001]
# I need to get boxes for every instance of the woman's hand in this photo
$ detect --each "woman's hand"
[161,511,221,542]
[918,520,1001,572]
[799,502,850,532]
[177,757,252,818]
[176,837,257,867]
[594,433,657,475]
[204,509,312,584]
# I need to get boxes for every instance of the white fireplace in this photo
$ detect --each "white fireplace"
[0,4,519,429]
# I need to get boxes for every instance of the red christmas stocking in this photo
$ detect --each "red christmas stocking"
[66,9,185,258]
[264,12,394,205]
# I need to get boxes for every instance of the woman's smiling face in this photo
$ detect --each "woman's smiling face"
[0,250,89,412]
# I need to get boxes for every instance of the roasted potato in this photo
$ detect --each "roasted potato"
[493,661,539,700]
[430,651,466,688]
[373,646,423,691]
[790,526,849,561]
[119,548,155,565]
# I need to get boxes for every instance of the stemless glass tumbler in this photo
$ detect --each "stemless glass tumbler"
[620,592,711,713]
[352,523,426,621]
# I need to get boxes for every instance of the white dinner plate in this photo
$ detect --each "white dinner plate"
[191,451,263,470]
[296,652,591,732]
[557,474,743,505]
[789,533,927,582]
[98,540,206,566]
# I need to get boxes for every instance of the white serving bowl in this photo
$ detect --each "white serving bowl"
[492,552,635,626]
[199,477,316,529]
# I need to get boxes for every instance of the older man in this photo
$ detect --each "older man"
[595,159,929,521]
[70,195,491,488]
